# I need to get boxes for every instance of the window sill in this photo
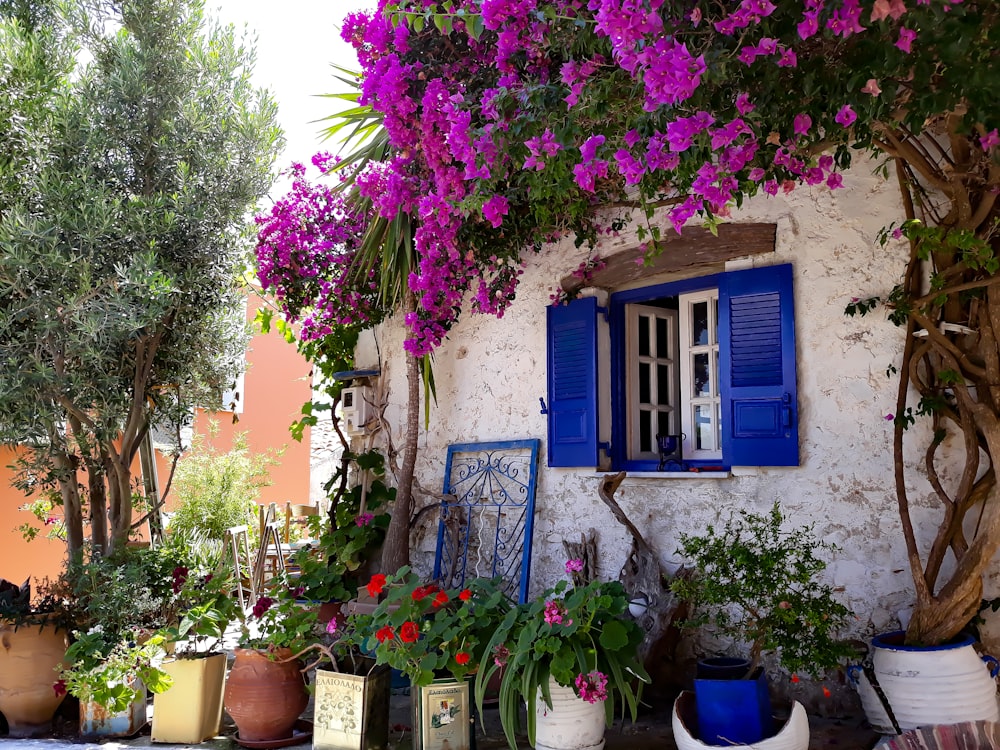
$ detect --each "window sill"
[594,470,731,480]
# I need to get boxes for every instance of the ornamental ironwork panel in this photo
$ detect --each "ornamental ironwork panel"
[432,440,540,604]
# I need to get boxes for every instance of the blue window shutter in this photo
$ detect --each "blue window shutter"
[546,297,599,467]
[719,264,799,466]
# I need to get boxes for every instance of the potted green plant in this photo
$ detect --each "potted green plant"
[670,502,852,748]
[150,556,241,744]
[349,568,512,750]
[293,449,393,624]
[223,578,321,744]
[473,561,649,750]
[56,625,173,737]
[0,577,72,738]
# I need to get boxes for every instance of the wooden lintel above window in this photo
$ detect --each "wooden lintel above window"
[560,222,777,292]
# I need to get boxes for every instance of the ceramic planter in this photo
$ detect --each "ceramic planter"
[413,677,473,750]
[223,647,309,743]
[0,620,70,738]
[313,660,391,750]
[79,678,147,737]
[150,652,227,743]
[533,678,606,750]
[848,630,1000,734]
[673,692,808,750]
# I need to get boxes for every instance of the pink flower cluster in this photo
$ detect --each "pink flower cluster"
[543,599,569,626]
[574,670,609,703]
[253,0,972,358]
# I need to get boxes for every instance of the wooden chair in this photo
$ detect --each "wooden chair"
[283,502,321,575]
[253,521,286,593]
[284,502,320,543]
[221,525,256,611]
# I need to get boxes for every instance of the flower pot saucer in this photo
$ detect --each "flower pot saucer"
[234,719,313,749]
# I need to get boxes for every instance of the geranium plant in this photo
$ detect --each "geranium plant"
[671,502,853,680]
[56,626,172,713]
[158,563,240,657]
[474,562,648,749]
[348,567,511,686]
[238,578,322,654]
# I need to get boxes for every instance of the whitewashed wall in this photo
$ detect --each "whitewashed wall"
[349,162,1000,694]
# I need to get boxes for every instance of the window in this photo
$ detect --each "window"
[546,263,798,470]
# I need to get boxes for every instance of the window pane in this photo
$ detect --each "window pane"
[693,352,710,397]
[692,301,709,346]
[656,317,668,358]
[639,410,651,453]
[638,315,650,357]
[695,404,714,450]
[657,364,671,405]
[639,362,651,404]
[657,410,671,438]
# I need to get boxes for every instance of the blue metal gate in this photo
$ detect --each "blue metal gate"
[432,440,540,603]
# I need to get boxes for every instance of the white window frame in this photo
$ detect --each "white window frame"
[624,304,679,461]
[678,289,722,461]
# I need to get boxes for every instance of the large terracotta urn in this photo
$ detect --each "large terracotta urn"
[0,620,70,738]
[223,647,309,742]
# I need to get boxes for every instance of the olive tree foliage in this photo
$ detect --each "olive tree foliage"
[0,0,283,558]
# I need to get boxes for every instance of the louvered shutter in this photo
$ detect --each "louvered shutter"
[546,297,599,467]
[719,264,799,466]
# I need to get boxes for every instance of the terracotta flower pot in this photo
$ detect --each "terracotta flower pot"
[223,647,309,743]
[0,620,70,738]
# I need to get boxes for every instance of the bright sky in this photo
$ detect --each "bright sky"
[208,1,367,178]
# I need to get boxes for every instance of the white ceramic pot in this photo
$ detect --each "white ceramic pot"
[534,679,606,750]
[672,691,809,750]
[849,631,1000,734]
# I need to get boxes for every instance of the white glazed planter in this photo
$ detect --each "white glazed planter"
[534,679,606,750]
[671,692,809,750]
[849,630,1000,734]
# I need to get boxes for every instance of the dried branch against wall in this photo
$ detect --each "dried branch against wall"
[598,472,690,690]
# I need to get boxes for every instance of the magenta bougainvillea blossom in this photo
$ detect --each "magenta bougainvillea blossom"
[255,0,991,357]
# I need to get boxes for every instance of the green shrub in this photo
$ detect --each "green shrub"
[167,431,276,543]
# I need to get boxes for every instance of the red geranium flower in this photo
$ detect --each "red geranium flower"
[412,586,429,601]
[399,621,420,643]
[52,680,67,697]
[455,651,470,665]
[375,625,395,643]
[367,574,387,598]
[458,589,472,601]
[432,591,449,608]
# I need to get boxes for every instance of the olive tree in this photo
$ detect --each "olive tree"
[0,0,282,558]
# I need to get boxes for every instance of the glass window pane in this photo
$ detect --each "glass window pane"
[656,317,668,358]
[692,301,709,346]
[639,362,651,404]
[657,410,671,438]
[693,352,710,397]
[713,298,719,344]
[695,404,714,450]
[638,315,650,358]
[657,364,671,405]
[639,410,651,453]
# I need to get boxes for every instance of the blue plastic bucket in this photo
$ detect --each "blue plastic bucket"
[694,666,773,745]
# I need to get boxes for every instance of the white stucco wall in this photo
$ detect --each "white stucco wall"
[349,161,997,691]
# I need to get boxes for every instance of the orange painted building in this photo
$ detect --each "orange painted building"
[0,293,313,589]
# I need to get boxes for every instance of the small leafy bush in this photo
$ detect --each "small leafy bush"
[671,502,853,679]
[168,430,276,544]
